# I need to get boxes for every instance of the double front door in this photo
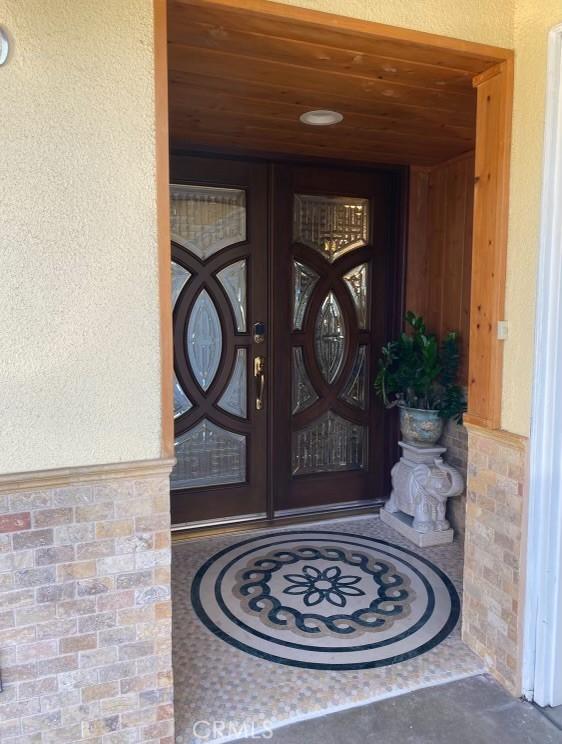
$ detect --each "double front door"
[170,154,401,527]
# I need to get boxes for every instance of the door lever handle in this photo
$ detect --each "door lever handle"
[254,356,266,411]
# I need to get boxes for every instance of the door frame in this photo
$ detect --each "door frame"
[522,23,562,707]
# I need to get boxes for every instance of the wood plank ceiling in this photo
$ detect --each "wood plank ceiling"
[167,0,501,166]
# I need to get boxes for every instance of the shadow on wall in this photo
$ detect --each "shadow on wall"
[441,419,469,537]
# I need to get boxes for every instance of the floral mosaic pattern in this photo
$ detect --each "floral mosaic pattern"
[232,543,413,637]
[283,565,364,607]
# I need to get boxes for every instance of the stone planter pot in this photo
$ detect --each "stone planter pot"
[399,406,443,447]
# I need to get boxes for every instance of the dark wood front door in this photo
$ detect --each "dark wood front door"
[169,155,402,526]
[170,155,268,525]
[271,164,402,514]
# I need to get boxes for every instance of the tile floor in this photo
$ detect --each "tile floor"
[235,674,562,744]
[172,515,483,744]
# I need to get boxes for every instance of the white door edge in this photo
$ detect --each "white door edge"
[523,22,562,707]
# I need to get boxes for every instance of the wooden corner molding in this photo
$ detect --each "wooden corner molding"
[472,60,510,88]
[0,458,176,494]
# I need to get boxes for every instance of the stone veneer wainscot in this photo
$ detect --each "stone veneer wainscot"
[462,425,528,695]
[0,462,174,743]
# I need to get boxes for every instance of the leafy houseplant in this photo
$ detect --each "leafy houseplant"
[375,312,466,446]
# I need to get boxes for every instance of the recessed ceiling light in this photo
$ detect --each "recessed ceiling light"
[299,109,343,126]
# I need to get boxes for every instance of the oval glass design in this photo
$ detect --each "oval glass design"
[315,292,346,384]
[187,289,222,391]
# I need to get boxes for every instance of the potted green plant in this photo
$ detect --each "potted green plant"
[374,311,466,447]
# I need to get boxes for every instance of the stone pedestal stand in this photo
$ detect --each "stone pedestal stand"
[380,441,464,548]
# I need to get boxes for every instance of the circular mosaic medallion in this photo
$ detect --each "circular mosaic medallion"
[191,530,460,670]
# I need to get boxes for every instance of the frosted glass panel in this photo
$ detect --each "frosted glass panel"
[172,262,191,307]
[292,411,366,476]
[218,348,247,418]
[293,194,369,263]
[340,345,367,409]
[187,290,222,391]
[217,260,247,332]
[171,419,246,490]
[172,262,193,418]
[293,261,319,330]
[343,263,368,329]
[315,292,346,384]
[292,347,318,414]
[174,375,192,419]
[170,184,246,260]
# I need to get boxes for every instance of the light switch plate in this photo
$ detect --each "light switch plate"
[497,320,509,340]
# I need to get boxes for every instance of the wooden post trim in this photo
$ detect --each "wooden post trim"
[466,57,513,429]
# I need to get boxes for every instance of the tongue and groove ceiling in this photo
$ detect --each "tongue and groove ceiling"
[167,0,505,166]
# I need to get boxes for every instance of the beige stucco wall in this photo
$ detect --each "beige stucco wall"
[1,0,559,478]
[502,0,562,435]
[278,0,562,437]
[275,0,514,46]
[0,1,161,474]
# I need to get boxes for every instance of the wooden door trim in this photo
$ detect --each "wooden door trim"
[155,0,174,457]
[156,0,515,474]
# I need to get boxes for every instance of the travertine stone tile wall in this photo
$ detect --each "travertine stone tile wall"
[0,472,174,743]
[440,420,469,537]
[462,426,528,695]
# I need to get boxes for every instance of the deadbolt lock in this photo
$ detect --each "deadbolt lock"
[254,321,266,344]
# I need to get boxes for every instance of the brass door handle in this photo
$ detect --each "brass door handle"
[254,356,265,410]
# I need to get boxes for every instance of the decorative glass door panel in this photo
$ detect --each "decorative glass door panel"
[291,215,369,477]
[272,164,399,512]
[170,184,246,260]
[293,194,369,262]
[169,156,400,525]
[170,156,268,525]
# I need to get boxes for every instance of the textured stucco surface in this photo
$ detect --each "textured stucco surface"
[0,1,161,473]
[274,0,515,46]
[502,1,562,435]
